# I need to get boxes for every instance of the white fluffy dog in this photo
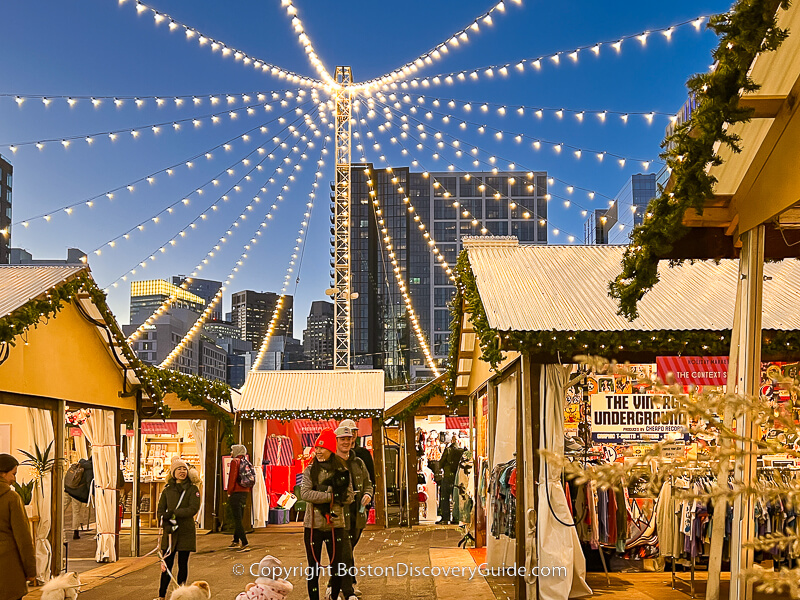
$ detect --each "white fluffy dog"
[169,581,212,600]
[40,572,81,600]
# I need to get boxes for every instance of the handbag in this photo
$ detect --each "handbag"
[277,491,297,510]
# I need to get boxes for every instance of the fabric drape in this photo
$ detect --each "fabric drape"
[26,408,53,582]
[79,409,117,562]
[252,420,270,527]
[536,365,591,600]
[487,372,517,568]
[188,419,207,527]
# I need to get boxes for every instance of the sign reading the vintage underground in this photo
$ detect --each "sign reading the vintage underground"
[590,393,688,443]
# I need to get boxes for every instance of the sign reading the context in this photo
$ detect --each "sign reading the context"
[590,393,688,443]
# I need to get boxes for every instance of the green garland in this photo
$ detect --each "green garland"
[0,269,235,442]
[609,0,790,320]
[388,381,448,423]
[237,408,383,422]
[447,251,800,404]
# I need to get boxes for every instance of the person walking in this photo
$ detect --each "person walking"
[0,454,36,600]
[154,457,201,600]
[332,420,373,600]
[299,429,354,600]
[226,444,254,552]
[439,435,461,524]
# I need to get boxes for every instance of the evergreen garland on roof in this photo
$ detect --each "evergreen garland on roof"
[609,0,790,320]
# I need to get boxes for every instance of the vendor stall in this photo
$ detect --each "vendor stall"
[448,238,800,600]
[237,370,386,527]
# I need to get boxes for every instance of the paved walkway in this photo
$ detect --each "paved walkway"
[27,525,497,600]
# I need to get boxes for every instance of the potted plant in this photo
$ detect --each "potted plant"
[19,441,57,513]
[12,479,35,509]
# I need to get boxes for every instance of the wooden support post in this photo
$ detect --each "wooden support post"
[729,225,765,600]
[515,362,528,600]
[51,400,66,576]
[130,403,141,557]
[114,409,122,561]
[241,419,254,531]
[404,415,419,526]
[706,273,743,600]
[202,417,215,531]
[372,417,387,528]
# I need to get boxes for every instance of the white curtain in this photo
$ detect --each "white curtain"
[74,432,88,460]
[536,365,591,600]
[487,371,517,568]
[26,408,54,582]
[251,420,270,528]
[80,409,117,562]
[188,419,207,527]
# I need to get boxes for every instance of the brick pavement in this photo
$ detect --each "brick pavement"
[41,525,498,600]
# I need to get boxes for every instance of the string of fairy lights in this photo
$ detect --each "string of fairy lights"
[359,96,627,242]
[12,99,312,231]
[118,0,323,88]
[354,0,523,92]
[1,89,303,109]
[126,102,325,344]
[381,15,710,91]
[351,114,443,374]
[157,139,328,367]
[4,0,699,372]
[96,113,316,274]
[250,140,327,371]
[379,93,676,126]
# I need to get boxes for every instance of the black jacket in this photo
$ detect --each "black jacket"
[353,446,375,485]
[65,458,93,504]
[441,443,463,479]
[157,469,201,552]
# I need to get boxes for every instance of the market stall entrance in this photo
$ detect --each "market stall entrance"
[236,370,387,528]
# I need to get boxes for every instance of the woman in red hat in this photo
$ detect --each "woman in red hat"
[299,428,355,600]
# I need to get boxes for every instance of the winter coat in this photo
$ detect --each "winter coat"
[0,480,36,600]
[64,458,93,504]
[227,456,253,495]
[157,468,201,552]
[441,443,463,479]
[299,457,353,530]
[353,446,375,485]
[342,450,374,531]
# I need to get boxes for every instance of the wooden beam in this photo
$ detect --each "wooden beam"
[403,416,419,526]
[372,417,387,528]
[682,206,733,228]
[739,94,787,118]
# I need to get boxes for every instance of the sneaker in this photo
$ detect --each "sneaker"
[227,541,240,549]
[347,596,358,600]
[324,587,332,600]
[238,544,251,553]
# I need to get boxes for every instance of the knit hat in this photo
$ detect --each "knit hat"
[0,454,18,474]
[335,418,358,438]
[255,555,282,579]
[170,456,189,477]
[231,444,247,458]
[313,429,337,454]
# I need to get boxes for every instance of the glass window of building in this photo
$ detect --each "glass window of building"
[433,177,456,197]
[459,176,481,197]
[434,309,451,331]
[434,221,456,241]
[434,287,455,308]
[486,199,508,219]
[487,221,508,235]
[434,198,457,220]
[486,176,508,198]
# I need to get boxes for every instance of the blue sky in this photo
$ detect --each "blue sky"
[2,0,728,337]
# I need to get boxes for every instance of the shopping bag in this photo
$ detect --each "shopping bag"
[277,492,297,510]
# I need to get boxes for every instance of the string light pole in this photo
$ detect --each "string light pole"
[328,66,356,370]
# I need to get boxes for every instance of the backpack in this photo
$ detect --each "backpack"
[236,457,256,488]
[64,462,85,489]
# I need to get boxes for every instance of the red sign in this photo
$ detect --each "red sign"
[69,427,82,437]
[656,356,729,386]
[141,421,179,435]
[445,416,472,430]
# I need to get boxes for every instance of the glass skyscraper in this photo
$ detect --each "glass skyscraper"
[348,164,547,381]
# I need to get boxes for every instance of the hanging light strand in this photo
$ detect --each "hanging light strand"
[93,110,313,260]
[383,15,710,91]
[388,93,673,125]
[159,134,328,367]
[355,0,523,92]
[126,104,325,344]
[373,96,659,168]
[119,0,325,89]
[12,96,311,228]
[3,94,306,153]
[250,139,327,371]
[3,88,303,110]
[278,0,336,88]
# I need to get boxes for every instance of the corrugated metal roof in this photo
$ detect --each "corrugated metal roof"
[238,370,385,412]
[464,240,800,332]
[0,265,87,317]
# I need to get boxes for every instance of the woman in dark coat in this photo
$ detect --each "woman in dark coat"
[0,454,36,600]
[154,457,201,600]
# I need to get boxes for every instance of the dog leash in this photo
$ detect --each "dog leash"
[158,488,187,586]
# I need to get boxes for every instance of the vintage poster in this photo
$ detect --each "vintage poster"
[591,393,688,443]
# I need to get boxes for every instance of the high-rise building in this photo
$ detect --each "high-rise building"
[348,165,548,380]
[1,156,13,264]
[172,276,222,321]
[585,173,655,243]
[230,290,293,348]
[129,279,206,326]
[256,335,307,371]
[122,306,226,382]
[303,300,334,369]
[9,247,86,265]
